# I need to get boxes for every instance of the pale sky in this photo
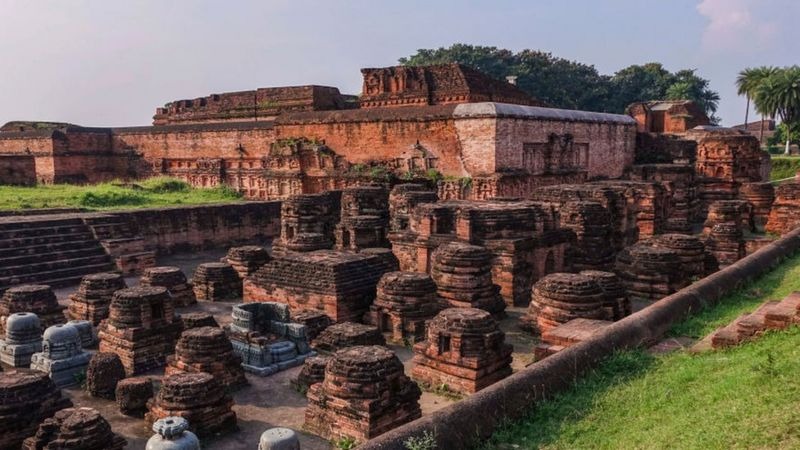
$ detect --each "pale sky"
[0,0,796,127]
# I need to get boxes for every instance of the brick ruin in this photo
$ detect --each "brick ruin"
[271,192,340,256]
[411,307,513,394]
[224,245,272,279]
[430,242,506,317]
[165,326,248,390]
[766,183,800,235]
[115,377,153,418]
[145,372,237,438]
[0,285,66,335]
[244,250,393,323]
[0,64,634,200]
[524,273,609,334]
[97,286,182,375]
[304,345,421,442]
[67,273,127,325]
[21,406,127,450]
[85,352,126,400]
[0,369,73,449]
[0,61,795,447]
[390,197,572,307]
[311,322,386,353]
[364,271,440,344]
[335,186,392,251]
[140,266,196,307]
[191,262,242,302]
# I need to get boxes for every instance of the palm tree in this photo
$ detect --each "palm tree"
[736,66,778,142]
[753,66,800,154]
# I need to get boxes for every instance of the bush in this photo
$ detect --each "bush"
[139,176,190,193]
[770,156,800,181]
[77,190,146,208]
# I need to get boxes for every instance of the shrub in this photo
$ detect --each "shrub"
[140,176,190,193]
[77,190,146,208]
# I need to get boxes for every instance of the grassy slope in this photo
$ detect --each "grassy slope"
[481,252,800,450]
[770,156,800,181]
[0,177,243,211]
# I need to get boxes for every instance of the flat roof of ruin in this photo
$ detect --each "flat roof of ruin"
[276,102,635,125]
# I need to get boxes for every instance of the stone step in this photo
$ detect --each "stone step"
[0,217,84,232]
[0,262,115,292]
[0,224,92,240]
[0,246,107,267]
[0,232,96,249]
[0,240,101,259]
[0,254,112,278]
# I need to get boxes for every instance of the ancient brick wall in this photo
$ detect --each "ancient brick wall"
[0,134,54,155]
[153,85,355,125]
[103,202,281,254]
[275,107,463,176]
[113,123,276,161]
[0,155,36,185]
[493,117,635,180]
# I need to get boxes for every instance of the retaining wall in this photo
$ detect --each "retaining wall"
[361,226,800,449]
[108,201,281,253]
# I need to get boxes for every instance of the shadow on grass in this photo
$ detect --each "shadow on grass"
[477,349,659,450]
[670,252,800,339]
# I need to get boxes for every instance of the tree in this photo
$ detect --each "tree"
[398,45,720,119]
[736,66,780,141]
[752,66,800,154]
[399,44,610,112]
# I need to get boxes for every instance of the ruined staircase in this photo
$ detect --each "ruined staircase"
[0,216,116,291]
[82,215,156,275]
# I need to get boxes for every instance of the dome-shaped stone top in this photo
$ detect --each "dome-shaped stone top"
[428,307,497,334]
[433,242,493,267]
[152,416,190,438]
[378,271,437,295]
[82,272,124,283]
[42,323,79,343]
[6,312,41,332]
[161,371,214,390]
[180,326,225,341]
[649,233,705,251]
[113,286,169,300]
[0,368,51,393]
[145,266,182,276]
[327,345,402,382]
[5,284,52,295]
[196,262,231,270]
[626,244,679,262]
[534,273,604,301]
[226,246,269,258]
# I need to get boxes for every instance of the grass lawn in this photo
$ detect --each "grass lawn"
[0,177,243,211]
[770,156,800,181]
[481,252,800,450]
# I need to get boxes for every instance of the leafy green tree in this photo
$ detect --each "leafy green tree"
[399,44,610,111]
[752,66,800,154]
[398,45,720,119]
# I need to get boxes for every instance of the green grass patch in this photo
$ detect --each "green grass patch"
[481,252,800,450]
[0,177,243,211]
[770,156,800,181]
